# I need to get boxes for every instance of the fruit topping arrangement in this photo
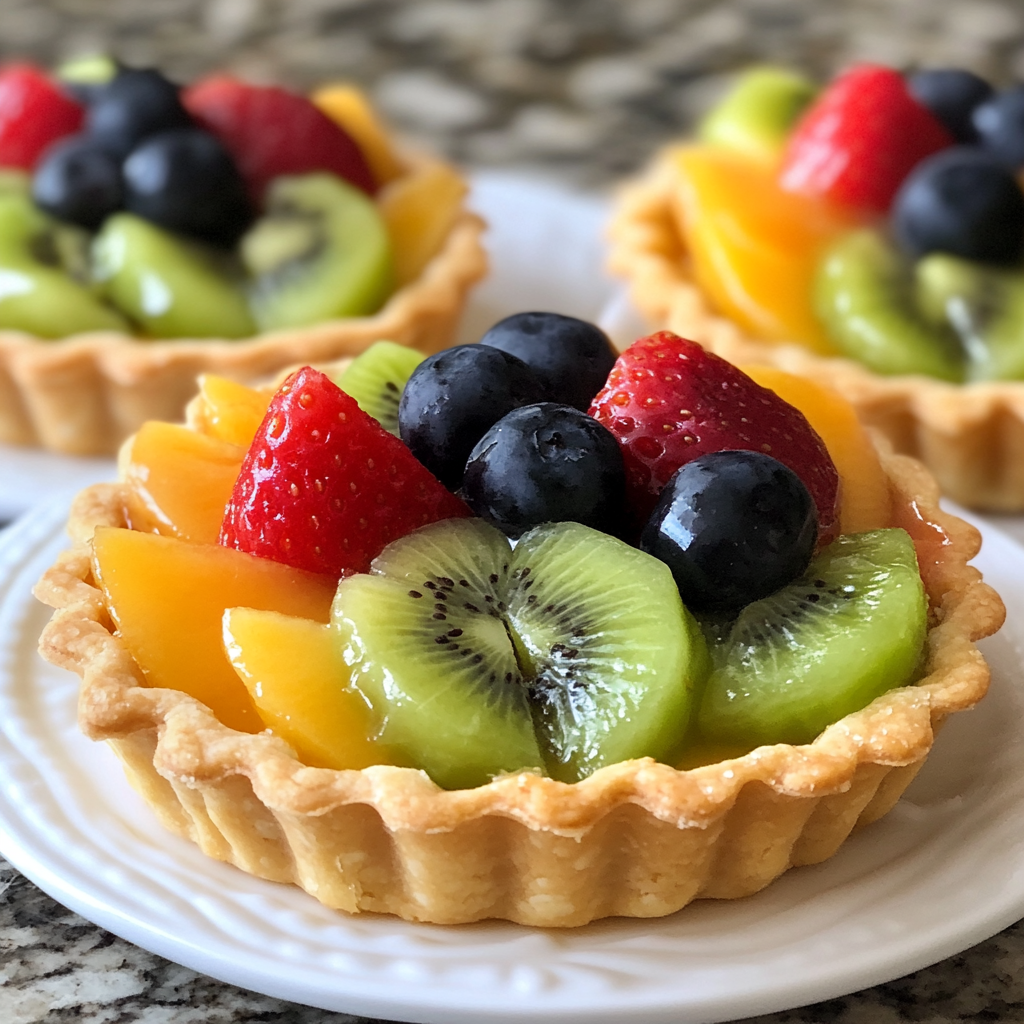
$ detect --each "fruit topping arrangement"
[102,315,926,789]
[674,62,1024,382]
[0,58,465,340]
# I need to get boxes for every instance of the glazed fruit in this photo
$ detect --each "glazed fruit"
[333,339,424,435]
[697,66,816,164]
[31,135,123,229]
[86,68,193,158]
[223,606,392,770]
[188,374,271,448]
[479,311,617,412]
[91,526,335,732]
[221,366,470,578]
[640,450,817,612]
[972,85,1024,168]
[92,212,255,338]
[462,403,627,538]
[242,173,393,330]
[815,229,963,381]
[908,68,993,144]
[0,64,84,169]
[588,331,841,543]
[313,83,404,185]
[892,148,1024,265]
[780,64,953,213]
[55,53,121,104]
[398,344,549,489]
[698,528,927,747]
[333,518,708,788]
[184,76,376,201]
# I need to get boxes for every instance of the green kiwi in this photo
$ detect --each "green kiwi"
[333,340,424,434]
[331,519,708,789]
[697,528,927,749]
[915,253,1024,382]
[698,66,817,162]
[815,229,964,381]
[241,172,394,332]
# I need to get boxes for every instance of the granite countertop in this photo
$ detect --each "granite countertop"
[4,1,1024,1021]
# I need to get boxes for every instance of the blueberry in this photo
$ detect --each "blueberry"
[892,147,1024,265]
[32,135,123,229]
[479,312,617,412]
[398,344,549,490]
[123,129,253,247]
[462,403,626,538]
[973,85,1024,168]
[908,68,993,143]
[86,68,193,158]
[639,450,817,613]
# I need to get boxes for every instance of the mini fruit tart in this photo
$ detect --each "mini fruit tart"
[609,64,1024,511]
[0,59,486,455]
[34,323,1003,927]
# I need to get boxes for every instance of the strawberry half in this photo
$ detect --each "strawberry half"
[0,64,83,169]
[779,64,953,214]
[183,76,377,203]
[221,366,470,577]
[588,332,840,544]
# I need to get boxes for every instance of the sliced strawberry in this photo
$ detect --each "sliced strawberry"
[221,366,470,577]
[0,63,83,169]
[183,76,376,203]
[588,332,840,544]
[779,64,954,214]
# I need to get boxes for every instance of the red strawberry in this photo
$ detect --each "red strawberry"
[0,64,83,170]
[183,76,376,203]
[588,332,840,544]
[779,64,953,214]
[221,366,470,577]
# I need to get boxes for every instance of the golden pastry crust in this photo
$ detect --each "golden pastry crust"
[33,436,1003,927]
[608,152,1024,512]
[0,153,487,456]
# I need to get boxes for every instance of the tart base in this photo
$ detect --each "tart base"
[34,447,1003,927]
[608,153,1024,512]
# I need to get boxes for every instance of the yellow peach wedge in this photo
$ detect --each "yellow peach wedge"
[188,374,272,449]
[312,84,405,185]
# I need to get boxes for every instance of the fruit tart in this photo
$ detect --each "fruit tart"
[609,63,1024,510]
[0,58,486,455]
[34,319,1003,927]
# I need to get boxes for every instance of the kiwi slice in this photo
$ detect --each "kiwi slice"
[333,340,424,435]
[331,519,708,789]
[915,253,1024,382]
[242,172,394,332]
[815,229,964,381]
[697,528,927,749]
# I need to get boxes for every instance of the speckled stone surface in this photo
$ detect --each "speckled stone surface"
[4,2,1024,1021]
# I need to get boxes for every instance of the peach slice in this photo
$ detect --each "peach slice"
[224,607,397,770]
[92,528,336,733]
[189,374,272,449]
[120,421,244,545]
[741,365,892,534]
[312,84,404,186]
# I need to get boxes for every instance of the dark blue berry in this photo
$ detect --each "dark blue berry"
[479,312,617,412]
[462,403,626,538]
[892,147,1024,265]
[123,129,253,247]
[86,68,193,158]
[398,344,549,489]
[973,85,1024,169]
[908,68,993,143]
[32,134,123,229]
[639,450,817,613]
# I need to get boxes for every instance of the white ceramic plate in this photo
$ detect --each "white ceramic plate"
[2,499,1024,1024]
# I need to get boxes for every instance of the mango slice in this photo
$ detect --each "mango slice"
[92,528,336,732]
[190,374,272,449]
[312,83,404,185]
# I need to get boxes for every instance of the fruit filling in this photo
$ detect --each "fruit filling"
[100,317,931,789]
[672,62,1024,382]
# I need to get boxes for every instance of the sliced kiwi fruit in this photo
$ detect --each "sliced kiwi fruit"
[697,528,927,749]
[333,340,424,435]
[815,229,964,381]
[915,253,1024,382]
[331,519,708,789]
[241,172,394,332]
[92,212,255,339]
[0,193,129,337]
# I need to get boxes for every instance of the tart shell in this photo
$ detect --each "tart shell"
[33,439,1003,927]
[608,153,1024,512]
[0,155,487,456]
